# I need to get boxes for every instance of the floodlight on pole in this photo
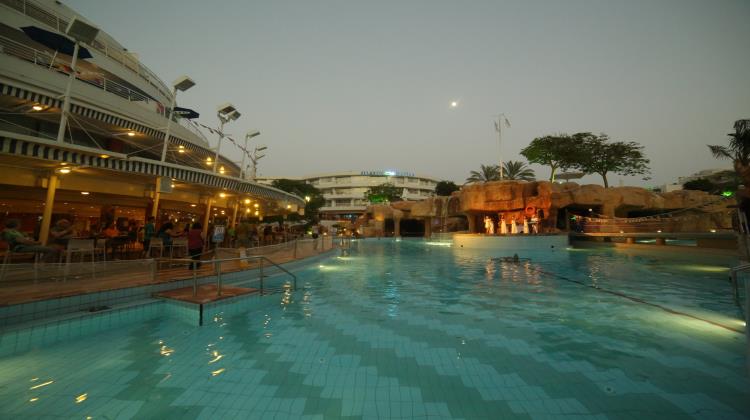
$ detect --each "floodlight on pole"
[55,17,99,143]
[240,130,261,180]
[213,103,240,173]
[249,145,267,181]
[494,113,511,180]
[160,75,195,162]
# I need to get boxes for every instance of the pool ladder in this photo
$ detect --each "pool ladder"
[729,263,750,322]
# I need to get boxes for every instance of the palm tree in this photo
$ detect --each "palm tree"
[709,119,750,185]
[502,160,536,181]
[466,164,500,183]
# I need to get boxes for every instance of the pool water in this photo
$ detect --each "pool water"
[0,239,748,419]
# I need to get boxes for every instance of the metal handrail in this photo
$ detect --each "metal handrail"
[158,254,297,297]
[729,264,750,321]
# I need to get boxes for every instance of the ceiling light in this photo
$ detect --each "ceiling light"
[32,105,43,111]
[57,167,71,174]
[219,192,226,198]
[99,154,109,159]
[127,131,136,137]
[244,198,250,204]
[81,191,89,195]
[190,204,197,207]
[254,203,259,208]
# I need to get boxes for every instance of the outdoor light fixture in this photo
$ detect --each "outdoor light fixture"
[213,103,241,173]
[160,75,196,161]
[32,105,43,111]
[240,131,261,179]
[305,196,311,202]
[66,17,100,44]
[55,17,100,144]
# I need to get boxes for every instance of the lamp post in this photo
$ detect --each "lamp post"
[213,103,241,174]
[240,130,260,180]
[56,17,100,143]
[160,75,195,162]
[494,113,510,180]
[248,145,267,181]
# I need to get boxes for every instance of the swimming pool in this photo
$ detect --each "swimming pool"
[0,239,747,419]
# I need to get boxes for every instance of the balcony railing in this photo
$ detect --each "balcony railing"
[0,34,151,102]
[0,0,172,100]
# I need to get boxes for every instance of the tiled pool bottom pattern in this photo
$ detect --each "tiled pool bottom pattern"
[0,241,748,419]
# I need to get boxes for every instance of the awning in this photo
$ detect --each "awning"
[21,26,93,59]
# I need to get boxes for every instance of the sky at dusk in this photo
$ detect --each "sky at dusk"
[67,0,750,186]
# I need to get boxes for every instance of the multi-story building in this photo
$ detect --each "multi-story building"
[258,170,440,221]
[0,0,302,240]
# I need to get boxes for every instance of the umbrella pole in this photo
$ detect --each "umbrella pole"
[48,51,58,70]
[56,43,79,143]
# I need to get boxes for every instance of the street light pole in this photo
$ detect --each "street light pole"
[212,103,240,174]
[494,114,510,180]
[160,76,195,162]
[240,131,260,180]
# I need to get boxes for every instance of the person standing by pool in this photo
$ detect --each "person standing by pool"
[142,217,155,256]
[187,222,205,270]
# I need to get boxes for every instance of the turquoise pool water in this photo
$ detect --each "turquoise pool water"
[0,239,748,419]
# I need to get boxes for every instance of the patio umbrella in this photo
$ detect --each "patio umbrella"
[173,106,199,119]
[21,26,93,59]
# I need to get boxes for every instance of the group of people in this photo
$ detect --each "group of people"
[483,215,540,235]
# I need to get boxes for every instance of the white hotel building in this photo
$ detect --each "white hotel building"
[259,170,440,220]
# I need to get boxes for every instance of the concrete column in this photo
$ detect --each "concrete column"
[424,217,432,238]
[230,200,239,228]
[38,173,59,245]
[202,197,213,237]
[394,218,401,237]
[466,214,477,233]
[151,191,161,219]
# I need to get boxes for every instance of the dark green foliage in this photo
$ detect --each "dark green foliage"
[365,183,403,203]
[435,181,459,196]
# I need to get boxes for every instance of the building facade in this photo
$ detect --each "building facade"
[0,0,302,241]
[258,171,440,220]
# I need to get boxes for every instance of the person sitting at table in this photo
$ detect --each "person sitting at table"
[49,218,75,250]
[2,218,58,261]
[156,222,182,251]
[103,222,120,238]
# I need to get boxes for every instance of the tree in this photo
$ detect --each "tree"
[520,135,579,181]
[365,183,403,203]
[682,178,714,193]
[435,180,459,196]
[708,119,750,186]
[571,133,650,188]
[683,171,740,195]
[502,160,536,181]
[466,164,500,183]
[271,179,325,222]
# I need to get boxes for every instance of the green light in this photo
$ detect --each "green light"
[721,191,733,197]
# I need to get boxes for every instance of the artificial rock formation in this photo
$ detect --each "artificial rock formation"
[356,180,733,236]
